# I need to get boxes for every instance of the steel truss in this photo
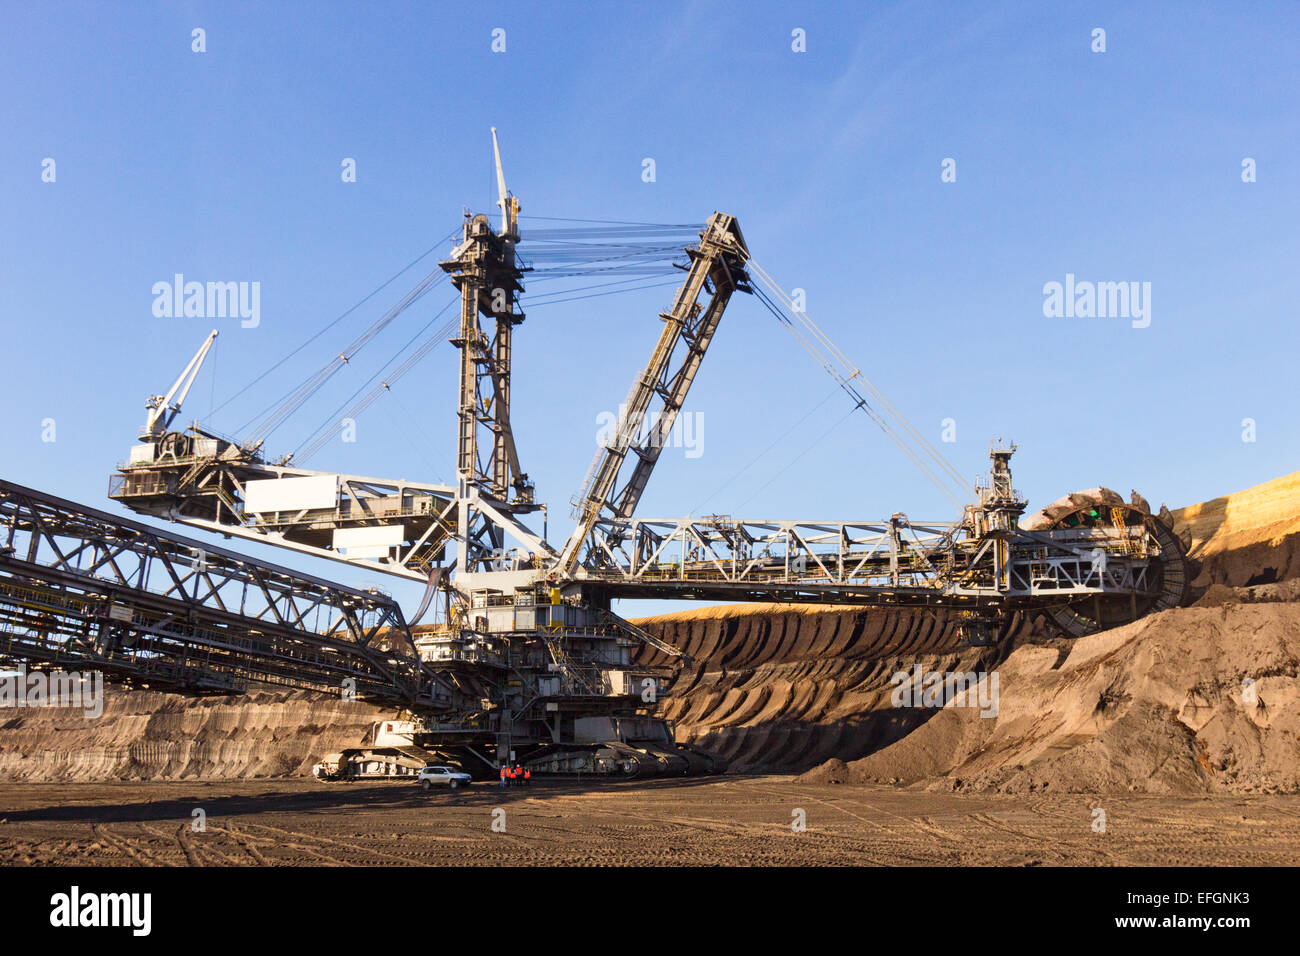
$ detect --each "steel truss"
[571,513,1163,606]
[0,478,463,708]
[560,212,751,573]
[111,454,458,581]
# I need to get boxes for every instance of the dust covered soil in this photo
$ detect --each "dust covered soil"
[2,777,1299,866]
[796,581,1300,794]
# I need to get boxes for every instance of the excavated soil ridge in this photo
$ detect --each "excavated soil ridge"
[798,587,1300,794]
[632,604,1017,772]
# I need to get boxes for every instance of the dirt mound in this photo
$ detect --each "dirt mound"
[798,594,1300,793]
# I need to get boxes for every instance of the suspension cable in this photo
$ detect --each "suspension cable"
[238,266,447,446]
[293,298,460,464]
[746,257,968,491]
[212,229,458,421]
[745,258,968,511]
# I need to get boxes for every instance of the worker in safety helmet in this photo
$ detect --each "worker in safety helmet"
[499,764,507,789]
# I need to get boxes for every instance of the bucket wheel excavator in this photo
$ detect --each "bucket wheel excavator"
[106,129,1191,778]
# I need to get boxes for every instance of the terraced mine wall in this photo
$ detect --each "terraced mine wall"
[631,605,1024,773]
[1171,469,1300,588]
[0,690,388,781]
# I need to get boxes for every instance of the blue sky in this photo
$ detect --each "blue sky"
[2,1,1297,616]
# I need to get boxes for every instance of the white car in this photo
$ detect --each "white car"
[417,765,472,789]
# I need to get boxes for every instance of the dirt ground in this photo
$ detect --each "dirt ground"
[2,776,1299,866]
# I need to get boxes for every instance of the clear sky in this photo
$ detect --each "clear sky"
[2,1,1297,617]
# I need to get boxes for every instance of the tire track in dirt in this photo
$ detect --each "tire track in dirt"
[906,814,965,843]
[743,780,1066,868]
[510,780,890,862]
[714,780,931,863]
[601,810,840,864]
[175,823,212,866]
[731,779,962,849]
[137,821,245,867]
[238,823,356,865]
[964,811,1112,865]
[91,823,163,865]
[214,824,270,865]
[133,823,196,866]
[243,822,425,865]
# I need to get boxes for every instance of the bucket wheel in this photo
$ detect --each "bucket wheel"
[1022,488,1190,637]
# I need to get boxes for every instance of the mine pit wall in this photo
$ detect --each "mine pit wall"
[1171,469,1300,589]
[0,606,1034,782]
[0,690,389,781]
[632,605,1039,774]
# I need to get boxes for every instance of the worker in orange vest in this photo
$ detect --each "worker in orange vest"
[499,765,507,789]
[523,768,531,786]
